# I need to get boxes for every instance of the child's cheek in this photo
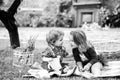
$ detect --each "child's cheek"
[70,42,77,48]
[61,42,63,46]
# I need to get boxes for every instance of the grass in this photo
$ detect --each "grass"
[1,47,120,80]
[1,27,120,80]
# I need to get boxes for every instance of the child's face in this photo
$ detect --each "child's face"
[69,35,78,48]
[54,36,63,47]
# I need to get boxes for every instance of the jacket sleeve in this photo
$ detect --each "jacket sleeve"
[88,48,98,65]
[42,48,55,58]
[72,48,82,63]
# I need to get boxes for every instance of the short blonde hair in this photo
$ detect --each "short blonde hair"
[46,30,64,45]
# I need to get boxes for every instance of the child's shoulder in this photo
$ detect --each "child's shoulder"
[55,46,66,52]
[43,47,53,52]
[42,47,54,56]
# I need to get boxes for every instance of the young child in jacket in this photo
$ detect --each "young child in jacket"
[69,30,103,76]
[42,30,69,73]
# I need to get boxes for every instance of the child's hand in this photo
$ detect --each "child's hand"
[63,66,70,73]
[57,55,61,58]
[78,65,83,72]
[42,57,53,62]
[83,63,91,71]
[77,62,83,72]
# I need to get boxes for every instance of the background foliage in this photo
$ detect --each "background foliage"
[0,0,120,27]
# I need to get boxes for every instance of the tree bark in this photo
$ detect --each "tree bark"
[0,0,22,49]
[8,0,21,16]
[0,0,3,5]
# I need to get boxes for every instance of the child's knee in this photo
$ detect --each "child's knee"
[91,62,103,75]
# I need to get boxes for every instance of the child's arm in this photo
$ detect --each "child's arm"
[72,48,83,71]
[42,47,56,58]
[76,62,83,72]
[83,63,92,71]
[88,48,98,65]
[42,57,53,62]
[83,48,98,71]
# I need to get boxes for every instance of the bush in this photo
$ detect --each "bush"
[16,11,56,27]
[16,11,42,27]
[16,12,31,27]
[55,13,73,28]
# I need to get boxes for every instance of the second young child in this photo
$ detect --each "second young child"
[69,30,104,76]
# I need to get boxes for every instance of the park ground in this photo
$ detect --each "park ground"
[1,27,120,53]
[1,27,120,80]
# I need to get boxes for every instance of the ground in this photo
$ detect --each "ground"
[0,27,120,80]
[1,27,120,53]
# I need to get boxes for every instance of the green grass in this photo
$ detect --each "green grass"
[1,28,120,80]
[1,47,120,80]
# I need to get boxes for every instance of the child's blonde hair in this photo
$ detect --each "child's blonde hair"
[46,30,64,46]
[70,30,92,49]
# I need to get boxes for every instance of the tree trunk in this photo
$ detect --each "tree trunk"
[8,0,21,16]
[8,27,20,49]
[9,30,20,49]
[7,17,20,49]
[0,0,22,49]
[0,10,20,49]
[0,0,3,5]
